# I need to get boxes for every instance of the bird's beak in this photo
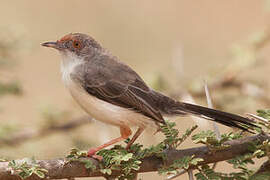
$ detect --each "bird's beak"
[41,41,60,49]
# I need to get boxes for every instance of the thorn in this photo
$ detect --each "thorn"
[246,113,269,123]
[166,169,186,180]
[204,81,221,140]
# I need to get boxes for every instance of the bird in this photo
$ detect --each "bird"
[42,33,256,157]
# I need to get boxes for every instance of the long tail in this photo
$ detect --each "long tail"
[153,91,258,132]
[174,102,258,132]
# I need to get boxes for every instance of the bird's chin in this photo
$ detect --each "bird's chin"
[59,50,70,60]
[59,50,72,58]
[59,50,82,63]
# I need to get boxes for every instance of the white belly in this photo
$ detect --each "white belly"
[67,82,153,128]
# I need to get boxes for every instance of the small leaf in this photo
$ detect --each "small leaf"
[81,160,96,170]
[253,150,264,157]
[195,172,208,180]
[35,170,45,178]
[257,109,270,120]
[100,168,112,175]
[190,158,204,166]
[121,153,133,161]
[8,160,16,168]
[192,130,216,144]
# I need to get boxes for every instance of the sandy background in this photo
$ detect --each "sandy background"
[0,1,270,179]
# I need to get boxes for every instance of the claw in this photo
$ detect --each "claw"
[87,148,98,157]
[92,155,103,161]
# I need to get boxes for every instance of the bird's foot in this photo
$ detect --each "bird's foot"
[87,148,103,161]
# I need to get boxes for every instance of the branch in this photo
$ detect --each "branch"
[0,133,269,179]
[0,116,92,146]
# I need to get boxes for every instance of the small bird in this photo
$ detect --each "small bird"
[42,33,256,157]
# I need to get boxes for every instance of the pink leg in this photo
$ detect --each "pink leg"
[126,127,145,149]
[88,126,132,157]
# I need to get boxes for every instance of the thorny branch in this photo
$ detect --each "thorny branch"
[0,133,269,180]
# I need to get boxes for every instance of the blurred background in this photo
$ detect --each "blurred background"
[1,1,270,179]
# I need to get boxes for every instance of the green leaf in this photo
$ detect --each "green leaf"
[160,121,197,149]
[8,160,16,168]
[66,148,88,160]
[34,170,46,178]
[19,171,30,179]
[257,109,270,120]
[122,153,133,161]
[176,125,198,147]
[100,168,112,175]
[80,159,96,170]
[195,172,208,180]
[158,155,203,175]
[7,158,48,179]
[253,150,265,157]
[192,130,216,144]
[190,158,204,166]
[192,130,240,151]
[160,121,179,147]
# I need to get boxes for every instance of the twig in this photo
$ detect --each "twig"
[204,82,220,139]
[0,133,269,179]
[188,170,194,180]
[204,82,220,171]
[246,113,269,123]
[166,169,186,180]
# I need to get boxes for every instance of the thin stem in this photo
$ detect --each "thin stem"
[204,82,221,140]
[188,170,194,180]
[166,169,186,180]
[204,81,220,171]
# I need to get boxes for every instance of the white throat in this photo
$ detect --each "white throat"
[60,51,84,86]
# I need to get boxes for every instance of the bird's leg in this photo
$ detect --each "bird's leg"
[87,126,132,157]
[126,127,144,150]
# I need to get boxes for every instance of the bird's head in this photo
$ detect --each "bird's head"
[42,33,102,59]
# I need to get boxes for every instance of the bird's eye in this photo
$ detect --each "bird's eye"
[72,40,81,49]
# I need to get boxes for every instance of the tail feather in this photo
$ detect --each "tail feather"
[152,91,258,132]
[175,102,258,132]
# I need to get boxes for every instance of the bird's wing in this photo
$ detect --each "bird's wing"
[75,57,165,124]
